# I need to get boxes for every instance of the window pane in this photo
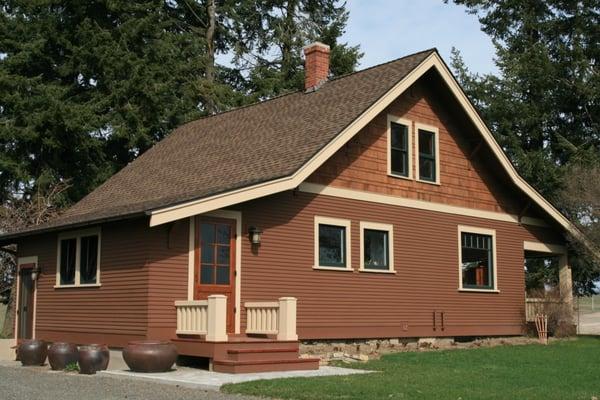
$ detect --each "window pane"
[216,266,230,285]
[318,224,346,267]
[419,158,435,181]
[200,264,214,284]
[80,235,98,284]
[390,123,407,150]
[217,246,230,265]
[461,233,493,288]
[419,130,435,155]
[364,229,389,270]
[201,223,215,244]
[60,239,76,285]
[216,224,230,244]
[391,149,408,176]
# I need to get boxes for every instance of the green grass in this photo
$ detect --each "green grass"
[222,337,600,400]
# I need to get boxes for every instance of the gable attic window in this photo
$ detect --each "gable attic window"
[416,123,440,184]
[314,216,352,271]
[387,116,412,179]
[56,228,101,288]
[458,226,498,292]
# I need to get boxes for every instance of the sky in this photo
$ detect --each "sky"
[343,1,497,75]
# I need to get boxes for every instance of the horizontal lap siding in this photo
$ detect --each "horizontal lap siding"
[239,191,561,339]
[146,219,188,339]
[17,219,152,347]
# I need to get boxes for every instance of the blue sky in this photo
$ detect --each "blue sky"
[343,1,497,75]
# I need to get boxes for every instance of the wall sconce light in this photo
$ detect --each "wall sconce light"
[248,226,263,245]
[31,266,41,282]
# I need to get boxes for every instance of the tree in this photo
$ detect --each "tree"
[0,180,70,337]
[230,0,362,98]
[446,0,600,294]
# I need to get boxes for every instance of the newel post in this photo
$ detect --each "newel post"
[277,297,298,341]
[206,295,228,342]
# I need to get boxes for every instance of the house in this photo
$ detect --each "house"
[0,43,585,372]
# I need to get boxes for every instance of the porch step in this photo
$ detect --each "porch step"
[226,347,299,362]
[213,357,320,374]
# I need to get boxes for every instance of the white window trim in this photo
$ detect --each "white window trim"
[313,216,352,271]
[55,227,102,288]
[415,123,441,185]
[387,115,413,180]
[359,221,395,274]
[457,225,499,292]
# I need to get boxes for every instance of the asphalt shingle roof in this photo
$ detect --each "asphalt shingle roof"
[2,49,435,239]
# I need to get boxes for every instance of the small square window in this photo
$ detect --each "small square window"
[360,222,394,273]
[318,224,347,268]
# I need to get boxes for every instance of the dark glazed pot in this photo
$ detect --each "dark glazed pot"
[18,339,47,366]
[48,342,79,370]
[87,344,110,370]
[78,345,105,375]
[123,340,177,373]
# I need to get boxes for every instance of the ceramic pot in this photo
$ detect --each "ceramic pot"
[78,345,105,375]
[48,342,79,370]
[123,340,177,373]
[18,339,47,366]
[87,344,110,370]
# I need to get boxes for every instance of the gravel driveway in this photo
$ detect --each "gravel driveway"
[0,365,260,400]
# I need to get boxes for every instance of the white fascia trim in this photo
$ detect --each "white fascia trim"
[147,52,585,257]
[523,241,567,255]
[300,182,548,227]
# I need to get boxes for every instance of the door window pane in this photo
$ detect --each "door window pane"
[200,264,214,284]
[216,224,230,244]
[60,238,76,285]
[80,235,98,284]
[216,266,230,285]
[318,224,346,267]
[461,232,494,289]
[364,229,389,270]
[217,246,230,265]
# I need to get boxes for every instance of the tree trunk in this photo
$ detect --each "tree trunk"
[1,281,16,338]
[280,0,297,82]
[205,0,216,114]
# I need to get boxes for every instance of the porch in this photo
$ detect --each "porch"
[171,295,319,373]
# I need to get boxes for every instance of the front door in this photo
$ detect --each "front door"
[17,265,35,339]
[195,217,236,333]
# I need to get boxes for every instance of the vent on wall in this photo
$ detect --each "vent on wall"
[432,310,446,332]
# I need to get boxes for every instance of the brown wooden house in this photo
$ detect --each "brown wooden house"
[0,44,586,373]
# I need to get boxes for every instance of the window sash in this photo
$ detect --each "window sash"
[461,232,494,289]
[318,224,347,268]
[418,129,437,182]
[363,229,389,270]
[390,122,409,177]
[57,232,100,286]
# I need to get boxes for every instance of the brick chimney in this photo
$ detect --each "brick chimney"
[303,42,330,91]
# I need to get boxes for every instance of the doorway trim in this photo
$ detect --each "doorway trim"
[188,210,242,334]
[15,256,38,340]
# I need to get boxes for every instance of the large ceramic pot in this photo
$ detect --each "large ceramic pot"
[18,339,47,366]
[48,342,79,370]
[78,345,105,375]
[87,344,110,370]
[123,341,177,373]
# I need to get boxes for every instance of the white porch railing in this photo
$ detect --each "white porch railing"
[525,298,561,322]
[174,295,228,341]
[245,297,298,341]
[175,300,208,335]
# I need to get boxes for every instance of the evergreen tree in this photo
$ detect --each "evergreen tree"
[446,0,600,293]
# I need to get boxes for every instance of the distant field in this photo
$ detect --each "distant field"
[576,295,600,314]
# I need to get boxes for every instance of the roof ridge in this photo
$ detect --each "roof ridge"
[177,48,438,128]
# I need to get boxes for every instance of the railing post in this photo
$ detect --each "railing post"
[277,297,298,341]
[206,295,228,342]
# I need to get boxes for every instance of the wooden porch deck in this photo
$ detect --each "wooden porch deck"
[172,335,319,373]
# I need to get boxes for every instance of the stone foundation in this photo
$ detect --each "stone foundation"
[299,336,546,365]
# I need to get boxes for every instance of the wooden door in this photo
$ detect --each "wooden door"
[17,266,35,339]
[195,217,236,333]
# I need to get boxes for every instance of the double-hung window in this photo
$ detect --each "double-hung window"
[459,226,497,291]
[387,116,412,179]
[56,228,101,287]
[314,217,352,270]
[360,222,394,273]
[416,124,439,184]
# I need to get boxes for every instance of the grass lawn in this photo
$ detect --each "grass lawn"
[222,336,600,400]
